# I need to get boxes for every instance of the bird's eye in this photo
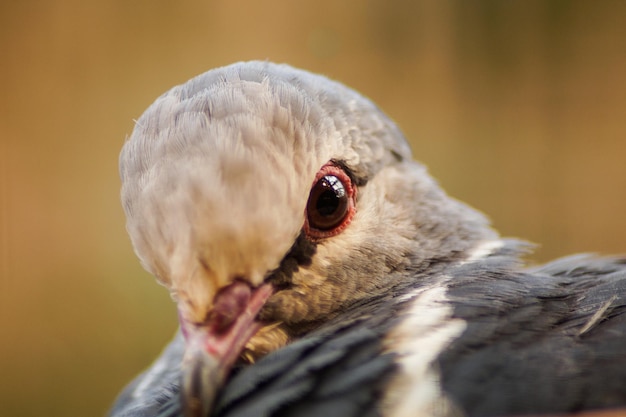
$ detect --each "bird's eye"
[304,163,356,240]
[308,175,348,229]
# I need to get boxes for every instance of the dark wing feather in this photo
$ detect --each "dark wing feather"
[215,323,396,417]
[439,254,626,417]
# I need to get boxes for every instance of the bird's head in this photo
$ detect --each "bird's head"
[120,61,496,416]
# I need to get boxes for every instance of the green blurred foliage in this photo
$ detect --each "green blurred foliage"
[1,1,625,415]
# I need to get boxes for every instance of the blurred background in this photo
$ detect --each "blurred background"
[1,1,625,415]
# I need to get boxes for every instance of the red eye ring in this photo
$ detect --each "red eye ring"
[304,162,356,241]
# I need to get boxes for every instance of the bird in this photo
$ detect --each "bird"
[110,61,626,417]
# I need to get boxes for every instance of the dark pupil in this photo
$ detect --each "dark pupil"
[317,188,340,216]
[317,176,345,215]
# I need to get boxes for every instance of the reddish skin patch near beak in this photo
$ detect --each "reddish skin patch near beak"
[179,282,274,417]
[209,280,254,334]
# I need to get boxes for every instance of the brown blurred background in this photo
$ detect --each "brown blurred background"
[1,1,625,415]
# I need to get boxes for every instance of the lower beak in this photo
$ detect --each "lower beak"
[179,282,273,417]
[181,339,221,417]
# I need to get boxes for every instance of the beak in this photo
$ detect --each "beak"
[179,282,273,417]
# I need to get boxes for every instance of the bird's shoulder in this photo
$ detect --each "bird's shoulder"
[437,250,626,416]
